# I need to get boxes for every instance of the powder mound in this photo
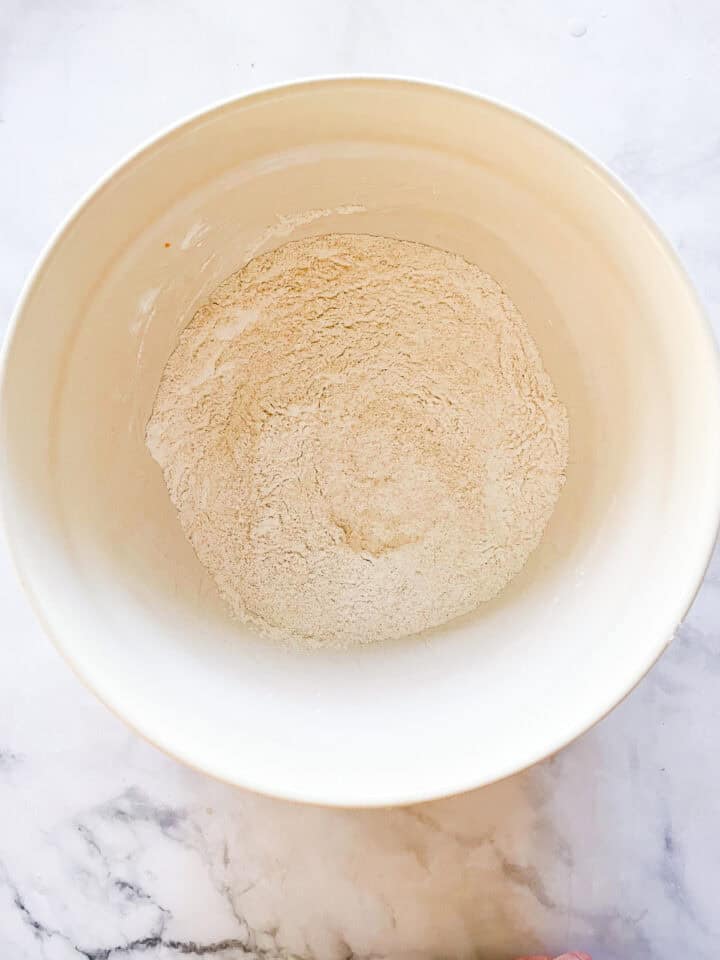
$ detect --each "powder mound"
[146,234,569,648]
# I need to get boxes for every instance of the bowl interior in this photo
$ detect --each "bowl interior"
[3,79,719,805]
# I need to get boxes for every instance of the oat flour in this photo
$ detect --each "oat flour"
[146,234,569,648]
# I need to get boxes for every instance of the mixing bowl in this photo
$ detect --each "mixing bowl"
[2,78,719,806]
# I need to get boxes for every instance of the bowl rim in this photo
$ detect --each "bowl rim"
[2,74,720,807]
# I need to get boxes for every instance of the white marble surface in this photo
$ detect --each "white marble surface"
[2,2,720,958]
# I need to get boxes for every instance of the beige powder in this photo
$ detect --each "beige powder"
[146,234,568,648]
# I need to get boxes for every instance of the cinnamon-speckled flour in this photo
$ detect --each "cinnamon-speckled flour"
[146,234,568,648]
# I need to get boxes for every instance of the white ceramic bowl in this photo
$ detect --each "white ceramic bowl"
[2,78,719,806]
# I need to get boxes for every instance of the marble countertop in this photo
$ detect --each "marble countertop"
[2,2,720,958]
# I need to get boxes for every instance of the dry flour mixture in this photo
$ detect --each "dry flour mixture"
[146,234,569,648]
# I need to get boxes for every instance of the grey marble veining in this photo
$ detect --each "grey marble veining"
[2,2,720,958]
